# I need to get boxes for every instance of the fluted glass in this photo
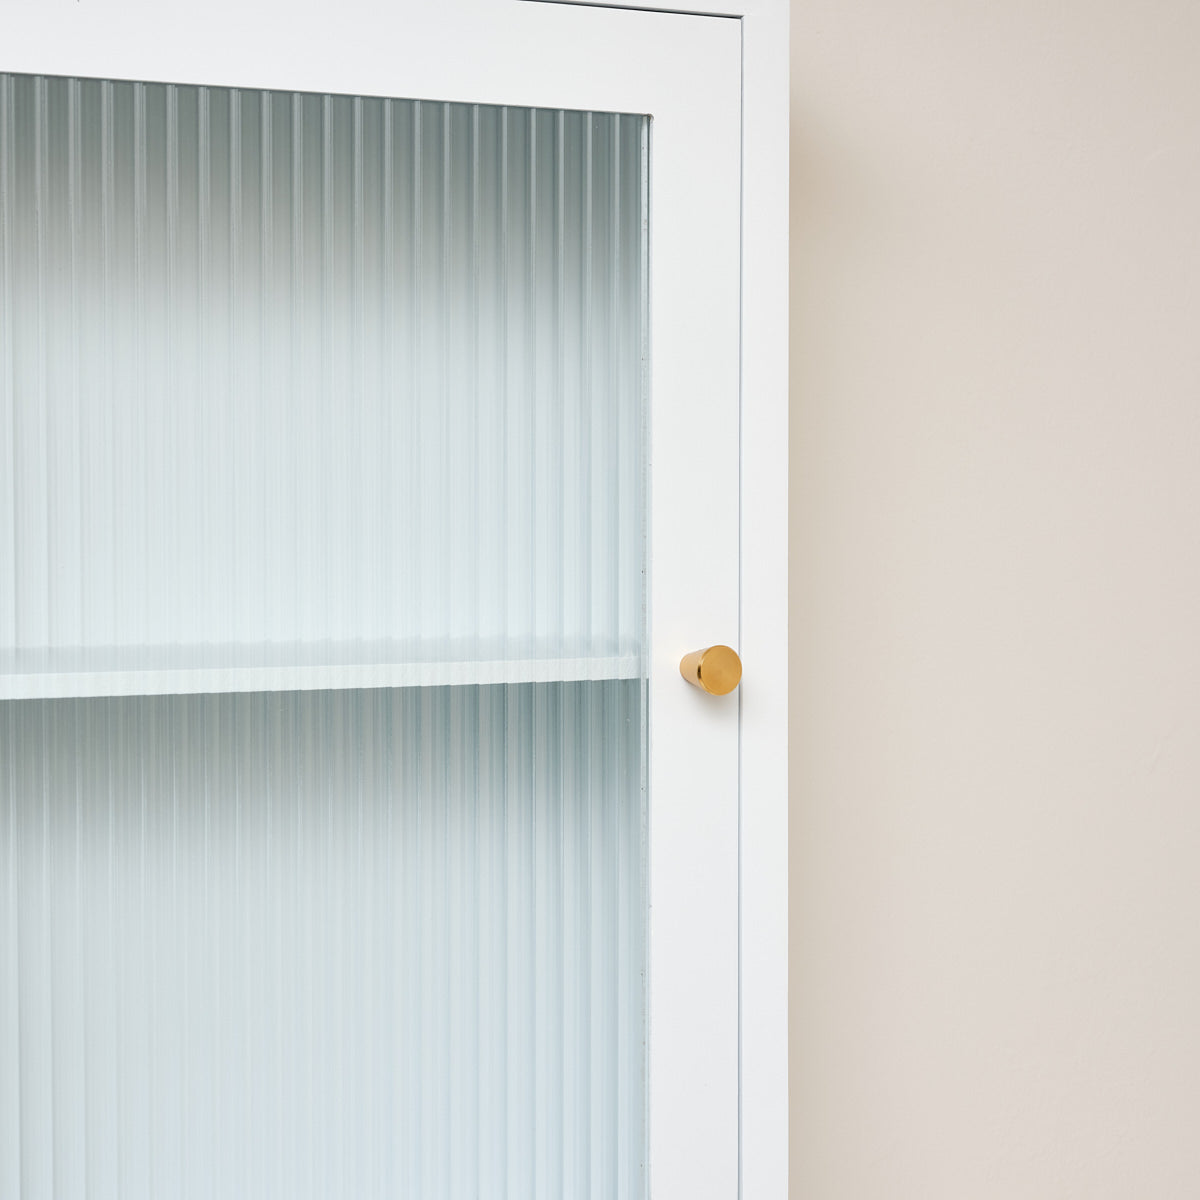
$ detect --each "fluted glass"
[1,684,646,1200]
[0,73,647,695]
[0,70,648,1200]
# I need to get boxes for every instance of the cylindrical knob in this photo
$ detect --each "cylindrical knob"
[679,645,742,695]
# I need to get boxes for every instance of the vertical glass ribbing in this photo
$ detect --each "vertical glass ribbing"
[0,683,646,1200]
[0,74,646,670]
[1,70,648,1200]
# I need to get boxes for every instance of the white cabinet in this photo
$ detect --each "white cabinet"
[0,2,787,1197]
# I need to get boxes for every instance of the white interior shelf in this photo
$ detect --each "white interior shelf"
[0,641,642,700]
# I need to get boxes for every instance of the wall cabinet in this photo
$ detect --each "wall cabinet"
[1,2,787,1197]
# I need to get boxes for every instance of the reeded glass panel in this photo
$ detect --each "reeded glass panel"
[1,684,644,1200]
[0,73,648,1200]
[0,73,646,693]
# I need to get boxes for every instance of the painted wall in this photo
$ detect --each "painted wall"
[789,1,1200,1194]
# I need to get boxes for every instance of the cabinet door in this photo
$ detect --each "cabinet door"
[0,3,741,1198]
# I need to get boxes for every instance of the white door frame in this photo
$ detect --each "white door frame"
[533,4,790,1198]
[2,2,763,1197]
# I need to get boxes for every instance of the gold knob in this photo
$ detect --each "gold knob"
[679,645,742,695]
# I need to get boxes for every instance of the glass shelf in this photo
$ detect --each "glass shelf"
[0,640,642,700]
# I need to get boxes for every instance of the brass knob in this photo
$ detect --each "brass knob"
[679,645,742,695]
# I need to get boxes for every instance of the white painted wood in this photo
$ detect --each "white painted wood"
[0,651,641,700]
[543,0,777,14]
[6,0,714,118]
[2,4,746,1199]
[538,5,791,1199]
[734,9,791,1200]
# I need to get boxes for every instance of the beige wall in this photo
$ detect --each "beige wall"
[788,1,1200,1194]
